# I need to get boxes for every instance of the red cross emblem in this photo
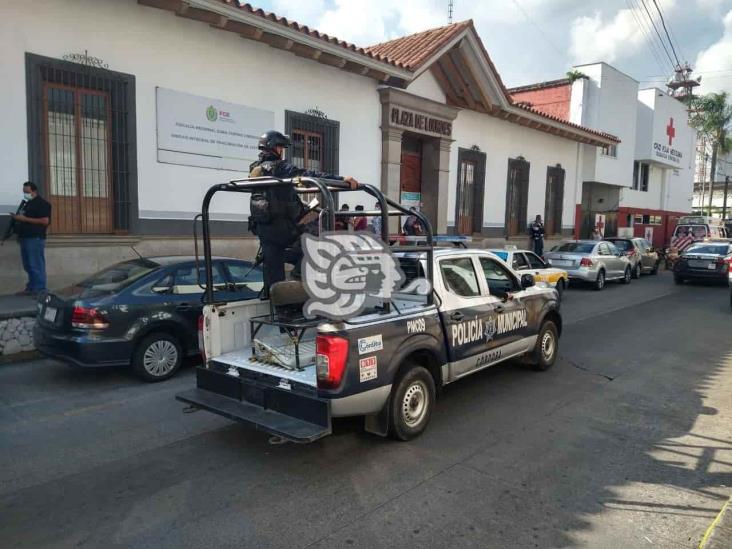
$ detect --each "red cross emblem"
[666,117,675,146]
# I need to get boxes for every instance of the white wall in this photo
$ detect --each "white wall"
[407,70,446,104]
[449,109,580,232]
[621,165,664,210]
[0,0,382,220]
[573,63,638,186]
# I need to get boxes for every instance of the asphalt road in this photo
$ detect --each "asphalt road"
[1,272,731,548]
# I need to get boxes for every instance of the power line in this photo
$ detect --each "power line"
[510,0,565,61]
[654,0,686,62]
[639,0,676,69]
[626,0,673,76]
[651,0,681,67]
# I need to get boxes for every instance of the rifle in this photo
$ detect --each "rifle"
[1,200,27,245]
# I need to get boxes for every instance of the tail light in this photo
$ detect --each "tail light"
[722,257,732,272]
[626,250,637,258]
[198,315,206,363]
[71,306,109,329]
[580,257,593,267]
[316,335,349,389]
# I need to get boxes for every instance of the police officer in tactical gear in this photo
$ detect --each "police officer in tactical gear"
[248,130,359,293]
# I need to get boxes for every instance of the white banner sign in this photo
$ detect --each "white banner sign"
[156,87,274,171]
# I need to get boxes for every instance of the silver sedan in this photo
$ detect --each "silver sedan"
[545,240,632,290]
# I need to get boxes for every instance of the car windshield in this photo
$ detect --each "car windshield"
[610,240,632,251]
[77,259,159,292]
[492,251,509,261]
[684,244,729,255]
[554,242,595,253]
[674,225,707,239]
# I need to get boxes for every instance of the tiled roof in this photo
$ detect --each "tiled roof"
[364,21,472,70]
[204,2,619,143]
[216,0,411,69]
[508,78,572,94]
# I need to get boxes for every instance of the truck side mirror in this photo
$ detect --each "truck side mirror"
[520,273,535,289]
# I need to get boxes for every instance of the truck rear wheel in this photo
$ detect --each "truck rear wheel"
[389,365,435,441]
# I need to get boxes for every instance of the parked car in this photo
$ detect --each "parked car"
[488,248,569,298]
[545,240,632,290]
[673,241,732,285]
[604,237,661,278]
[34,256,263,381]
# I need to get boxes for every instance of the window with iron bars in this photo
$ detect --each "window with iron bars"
[285,110,339,175]
[25,53,135,235]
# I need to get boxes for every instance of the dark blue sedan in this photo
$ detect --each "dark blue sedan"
[33,256,262,381]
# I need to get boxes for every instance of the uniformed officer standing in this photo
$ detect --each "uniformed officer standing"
[248,130,358,292]
[529,214,545,257]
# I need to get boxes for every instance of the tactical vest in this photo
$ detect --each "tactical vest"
[248,160,302,232]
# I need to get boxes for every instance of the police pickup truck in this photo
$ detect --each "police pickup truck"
[176,177,562,442]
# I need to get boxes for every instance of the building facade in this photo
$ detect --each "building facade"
[0,0,616,290]
[511,62,696,249]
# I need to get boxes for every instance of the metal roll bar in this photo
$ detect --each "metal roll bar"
[197,176,434,308]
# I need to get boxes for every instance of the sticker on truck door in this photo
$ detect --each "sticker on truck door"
[358,334,383,355]
[359,356,378,382]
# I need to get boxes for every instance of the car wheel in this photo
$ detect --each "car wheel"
[594,270,606,291]
[132,332,183,382]
[555,279,565,300]
[389,365,436,441]
[674,275,684,285]
[632,263,641,279]
[531,320,559,371]
[621,266,632,284]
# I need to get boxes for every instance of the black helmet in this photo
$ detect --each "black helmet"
[258,130,290,151]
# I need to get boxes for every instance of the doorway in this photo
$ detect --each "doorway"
[505,158,530,237]
[544,166,565,235]
[43,83,113,234]
[400,134,422,202]
[455,148,486,235]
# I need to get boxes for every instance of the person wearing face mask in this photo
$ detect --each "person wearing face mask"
[10,182,51,295]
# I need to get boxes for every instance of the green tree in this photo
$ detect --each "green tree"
[565,69,586,84]
[689,92,732,215]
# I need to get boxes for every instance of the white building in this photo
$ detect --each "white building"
[511,62,696,248]
[0,0,616,289]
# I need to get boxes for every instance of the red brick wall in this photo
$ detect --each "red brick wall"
[511,85,572,121]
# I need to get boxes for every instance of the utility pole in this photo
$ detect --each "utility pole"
[723,175,730,220]
[448,0,453,24]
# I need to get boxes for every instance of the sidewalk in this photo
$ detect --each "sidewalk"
[0,294,38,320]
[699,494,732,549]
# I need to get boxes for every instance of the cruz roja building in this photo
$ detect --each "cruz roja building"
[0,0,617,289]
[511,63,696,249]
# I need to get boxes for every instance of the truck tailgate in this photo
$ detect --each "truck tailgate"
[177,367,331,443]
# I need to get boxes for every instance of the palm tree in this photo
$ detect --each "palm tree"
[689,92,732,216]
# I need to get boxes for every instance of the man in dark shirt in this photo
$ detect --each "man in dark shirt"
[248,130,358,292]
[11,182,51,295]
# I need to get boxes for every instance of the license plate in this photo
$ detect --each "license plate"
[707,263,717,270]
[688,260,710,268]
[552,259,570,267]
[43,306,57,322]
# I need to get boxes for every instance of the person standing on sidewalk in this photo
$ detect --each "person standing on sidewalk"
[11,182,51,295]
[529,214,545,257]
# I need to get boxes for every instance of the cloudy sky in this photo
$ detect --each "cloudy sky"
[254,0,732,94]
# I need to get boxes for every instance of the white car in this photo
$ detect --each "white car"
[489,248,569,298]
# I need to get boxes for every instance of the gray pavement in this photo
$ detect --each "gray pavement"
[1,272,731,548]
[0,294,37,320]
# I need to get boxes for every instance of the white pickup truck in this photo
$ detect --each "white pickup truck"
[176,178,562,443]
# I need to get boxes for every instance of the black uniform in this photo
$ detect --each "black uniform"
[249,151,343,290]
[529,221,545,256]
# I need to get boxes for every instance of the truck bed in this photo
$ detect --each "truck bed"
[213,345,317,387]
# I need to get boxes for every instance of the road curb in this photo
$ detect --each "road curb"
[0,350,40,365]
[699,494,732,549]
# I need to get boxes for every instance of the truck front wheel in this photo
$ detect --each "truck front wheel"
[389,365,436,441]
